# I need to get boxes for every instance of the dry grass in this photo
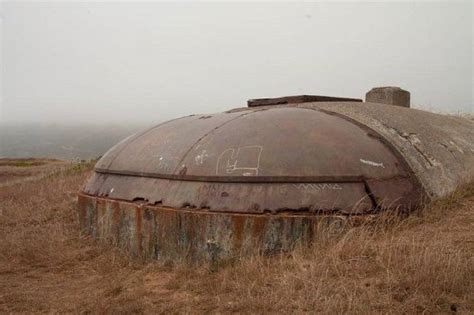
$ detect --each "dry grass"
[0,158,70,187]
[0,163,473,314]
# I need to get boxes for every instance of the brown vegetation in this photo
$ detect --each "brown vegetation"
[0,158,69,187]
[0,162,473,313]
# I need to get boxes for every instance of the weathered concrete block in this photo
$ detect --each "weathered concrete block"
[366,87,410,108]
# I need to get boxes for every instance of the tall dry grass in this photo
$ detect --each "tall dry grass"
[164,188,474,314]
[0,163,473,313]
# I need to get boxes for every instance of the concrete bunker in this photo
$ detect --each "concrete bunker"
[78,89,474,262]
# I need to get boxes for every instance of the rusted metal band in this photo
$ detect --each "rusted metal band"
[78,192,376,217]
[77,193,374,262]
[93,168,410,184]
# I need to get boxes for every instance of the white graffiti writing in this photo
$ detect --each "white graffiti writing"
[359,158,385,168]
[292,183,343,191]
[216,145,263,176]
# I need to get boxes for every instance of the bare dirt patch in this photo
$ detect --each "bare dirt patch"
[0,163,472,313]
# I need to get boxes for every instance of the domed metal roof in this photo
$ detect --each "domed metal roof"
[84,102,424,214]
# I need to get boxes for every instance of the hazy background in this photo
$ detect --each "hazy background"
[0,1,472,159]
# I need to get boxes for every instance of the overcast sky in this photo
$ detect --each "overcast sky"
[1,1,472,123]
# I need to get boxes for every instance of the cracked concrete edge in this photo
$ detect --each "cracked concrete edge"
[305,102,474,199]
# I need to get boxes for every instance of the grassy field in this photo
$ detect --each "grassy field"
[0,158,70,188]
[0,160,473,313]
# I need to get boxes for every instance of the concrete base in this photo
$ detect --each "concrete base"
[78,193,362,263]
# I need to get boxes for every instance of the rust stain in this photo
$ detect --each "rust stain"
[93,198,103,237]
[141,208,155,258]
[184,211,197,259]
[135,207,143,254]
[251,215,267,244]
[77,195,88,230]
[112,201,121,240]
[232,215,245,251]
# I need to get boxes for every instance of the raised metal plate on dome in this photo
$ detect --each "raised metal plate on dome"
[247,95,362,107]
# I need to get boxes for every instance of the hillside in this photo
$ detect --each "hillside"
[0,160,473,313]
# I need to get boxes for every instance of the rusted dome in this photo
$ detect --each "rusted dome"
[84,104,425,214]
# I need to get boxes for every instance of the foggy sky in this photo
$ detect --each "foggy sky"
[1,1,473,124]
